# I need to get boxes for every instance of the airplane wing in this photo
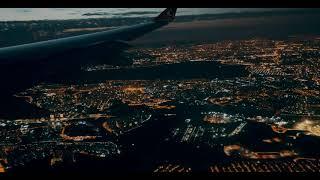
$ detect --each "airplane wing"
[0,8,177,95]
[0,8,177,66]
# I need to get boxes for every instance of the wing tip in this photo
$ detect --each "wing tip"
[154,8,177,22]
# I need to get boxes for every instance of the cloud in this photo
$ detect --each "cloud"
[82,11,158,17]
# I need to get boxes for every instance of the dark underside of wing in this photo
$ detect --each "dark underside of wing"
[0,40,133,95]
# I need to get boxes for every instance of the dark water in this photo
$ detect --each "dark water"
[53,61,248,83]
